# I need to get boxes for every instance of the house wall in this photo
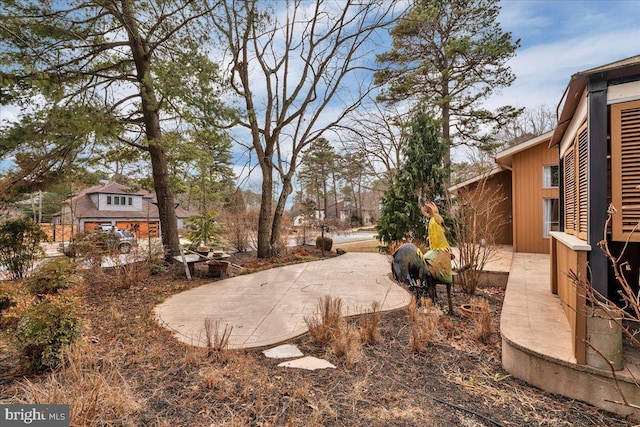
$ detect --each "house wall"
[457,171,513,245]
[512,141,559,254]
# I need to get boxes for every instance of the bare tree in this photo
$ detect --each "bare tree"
[213,0,401,257]
[451,173,508,294]
[338,100,409,189]
[495,104,557,149]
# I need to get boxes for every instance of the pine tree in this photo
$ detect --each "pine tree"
[375,0,521,165]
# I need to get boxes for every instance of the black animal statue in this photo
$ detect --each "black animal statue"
[391,242,454,315]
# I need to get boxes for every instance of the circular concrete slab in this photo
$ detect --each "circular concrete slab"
[155,252,411,349]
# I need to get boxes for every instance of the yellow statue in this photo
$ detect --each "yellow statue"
[420,202,452,284]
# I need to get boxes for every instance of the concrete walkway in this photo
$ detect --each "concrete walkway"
[155,253,411,349]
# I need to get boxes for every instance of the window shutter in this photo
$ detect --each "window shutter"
[577,125,588,239]
[612,100,640,241]
[564,146,576,234]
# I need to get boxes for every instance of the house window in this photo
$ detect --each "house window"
[107,196,112,205]
[611,99,640,242]
[114,196,120,205]
[543,198,560,238]
[543,165,559,188]
[128,197,132,206]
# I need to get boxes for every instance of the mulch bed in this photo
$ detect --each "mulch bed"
[0,247,632,426]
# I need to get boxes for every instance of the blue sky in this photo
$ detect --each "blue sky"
[485,0,640,112]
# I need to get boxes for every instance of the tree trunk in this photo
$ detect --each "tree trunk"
[270,178,293,254]
[442,79,451,185]
[332,171,339,219]
[123,0,180,258]
[257,166,273,258]
[148,142,181,257]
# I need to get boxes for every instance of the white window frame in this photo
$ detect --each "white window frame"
[543,198,560,238]
[543,164,559,188]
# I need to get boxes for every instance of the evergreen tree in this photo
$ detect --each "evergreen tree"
[377,110,448,245]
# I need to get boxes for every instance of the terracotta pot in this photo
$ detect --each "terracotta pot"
[460,303,484,319]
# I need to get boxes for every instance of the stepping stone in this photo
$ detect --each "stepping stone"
[262,344,304,359]
[278,356,336,370]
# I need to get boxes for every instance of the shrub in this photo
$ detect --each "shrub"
[451,175,508,294]
[14,297,81,372]
[315,236,333,251]
[0,219,47,279]
[25,258,82,296]
[0,295,16,317]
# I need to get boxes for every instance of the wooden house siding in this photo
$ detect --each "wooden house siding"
[511,141,559,254]
[455,170,513,245]
[487,171,513,245]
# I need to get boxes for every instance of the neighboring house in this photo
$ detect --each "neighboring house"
[548,55,640,364]
[309,190,382,226]
[449,130,558,253]
[52,182,191,240]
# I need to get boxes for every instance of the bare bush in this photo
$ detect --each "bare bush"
[219,209,256,253]
[568,204,640,409]
[451,174,508,294]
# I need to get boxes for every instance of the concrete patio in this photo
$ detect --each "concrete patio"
[155,252,411,349]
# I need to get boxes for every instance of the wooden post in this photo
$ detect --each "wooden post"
[178,245,191,281]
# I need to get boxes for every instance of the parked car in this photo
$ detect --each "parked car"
[58,229,137,256]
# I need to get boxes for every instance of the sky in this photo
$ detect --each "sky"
[1,0,640,191]
[486,0,640,113]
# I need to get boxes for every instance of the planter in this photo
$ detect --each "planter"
[196,246,211,257]
[207,260,230,278]
[460,303,484,319]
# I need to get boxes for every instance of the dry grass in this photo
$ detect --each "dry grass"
[17,343,139,426]
[305,295,344,346]
[204,318,233,357]
[359,301,381,345]
[334,239,381,253]
[305,296,363,364]
[470,297,492,343]
[408,297,442,352]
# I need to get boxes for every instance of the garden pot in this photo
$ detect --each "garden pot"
[207,260,230,278]
[460,303,483,319]
[196,246,210,257]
